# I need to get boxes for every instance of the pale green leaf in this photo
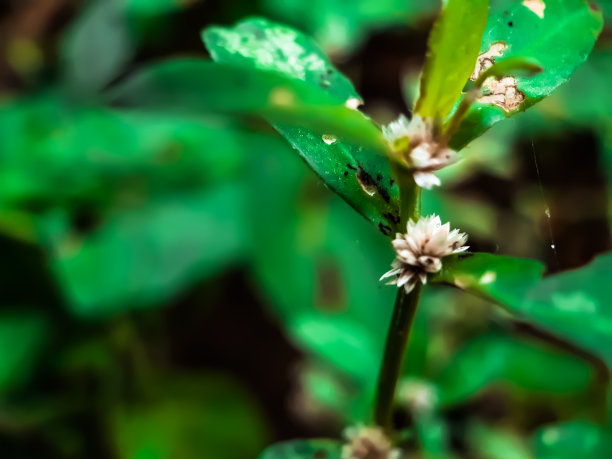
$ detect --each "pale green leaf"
[415,0,489,120]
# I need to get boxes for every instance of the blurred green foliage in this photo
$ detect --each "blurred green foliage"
[0,0,611,458]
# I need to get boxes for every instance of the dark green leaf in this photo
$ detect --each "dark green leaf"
[450,0,603,149]
[0,94,245,208]
[39,185,248,317]
[202,18,400,234]
[262,0,438,53]
[260,439,342,459]
[112,375,270,459]
[109,59,386,153]
[0,312,47,394]
[435,332,593,406]
[415,0,489,120]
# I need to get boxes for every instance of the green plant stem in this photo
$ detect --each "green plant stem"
[374,163,423,431]
[374,283,422,430]
[391,163,421,229]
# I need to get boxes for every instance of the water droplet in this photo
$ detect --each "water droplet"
[544,208,551,218]
[551,244,556,249]
[322,134,337,145]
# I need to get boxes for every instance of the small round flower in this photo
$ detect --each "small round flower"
[380,215,468,293]
[397,378,438,414]
[341,425,401,459]
[382,114,457,189]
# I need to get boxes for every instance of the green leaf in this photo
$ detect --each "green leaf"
[262,0,438,53]
[0,94,246,208]
[435,332,593,406]
[39,185,248,317]
[203,18,358,102]
[61,1,133,95]
[468,423,532,459]
[434,251,612,370]
[112,375,270,459]
[415,0,489,120]
[247,145,398,421]
[450,0,603,149]
[0,312,47,394]
[472,56,543,88]
[202,18,400,235]
[109,59,386,153]
[533,422,612,459]
[414,413,453,459]
[430,252,545,307]
[509,252,612,368]
[260,439,342,459]
[289,315,380,386]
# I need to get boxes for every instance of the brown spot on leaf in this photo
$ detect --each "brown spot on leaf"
[471,42,507,81]
[478,76,526,112]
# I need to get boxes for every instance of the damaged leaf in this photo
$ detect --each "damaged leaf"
[203,18,400,234]
[450,0,603,149]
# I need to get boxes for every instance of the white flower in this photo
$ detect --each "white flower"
[382,114,457,189]
[397,378,439,414]
[341,425,401,459]
[381,215,468,293]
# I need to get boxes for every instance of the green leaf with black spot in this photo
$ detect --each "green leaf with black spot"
[202,18,400,235]
[260,439,342,459]
[414,0,489,120]
[450,0,603,149]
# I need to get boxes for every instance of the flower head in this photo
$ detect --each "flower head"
[397,377,439,414]
[341,425,401,459]
[381,215,468,293]
[382,114,457,189]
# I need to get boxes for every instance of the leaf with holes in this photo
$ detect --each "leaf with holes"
[260,439,342,459]
[450,0,603,149]
[202,18,401,235]
[414,0,489,120]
